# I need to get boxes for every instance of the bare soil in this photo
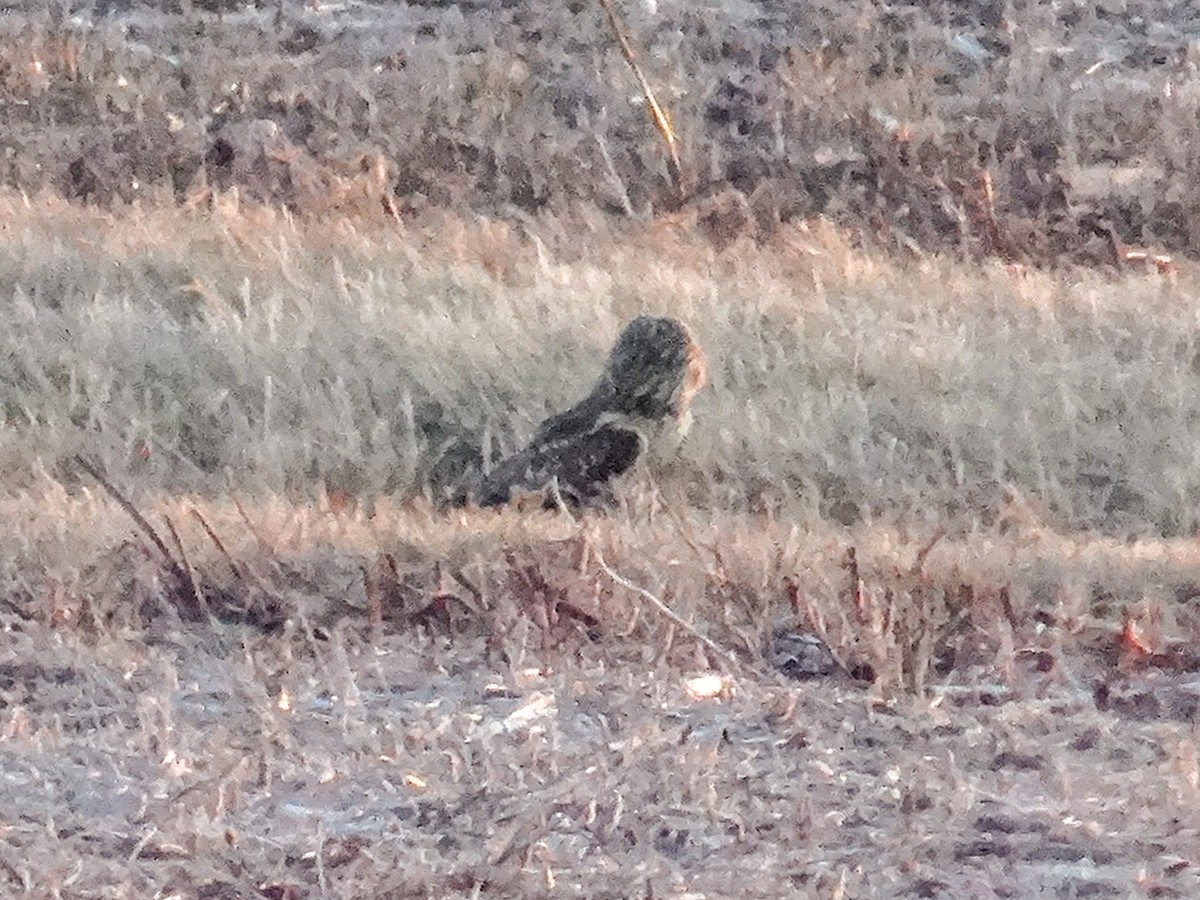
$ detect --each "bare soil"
[2,491,1199,897]
[3,0,1200,262]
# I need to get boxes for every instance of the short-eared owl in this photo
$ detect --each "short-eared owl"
[468,316,706,508]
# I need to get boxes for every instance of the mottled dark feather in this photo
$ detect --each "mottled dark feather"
[477,424,641,508]
[461,316,706,509]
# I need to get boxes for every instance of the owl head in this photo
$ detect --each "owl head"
[601,316,707,423]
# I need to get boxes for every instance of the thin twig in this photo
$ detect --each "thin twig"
[232,494,277,556]
[191,506,287,604]
[450,567,484,606]
[546,483,741,672]
[191,507,234,560]
[127,827,159,863]
[594,548,741,672]
[74,455,203,618]
[596,0,683,198]
[315,821,328,898]
[75,456,177,571]
[363,554,393,643]
[594,130,636,217]
[163,514,208,620]
[913,527,946,572]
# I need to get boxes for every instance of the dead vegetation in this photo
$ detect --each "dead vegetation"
[4,181,1200,893]
[2,0,1200,263]
[7,190,1200,536]
[4,480,1200,896]
[2,0,1200,895]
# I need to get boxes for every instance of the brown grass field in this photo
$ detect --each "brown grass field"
[3,0,1200,897]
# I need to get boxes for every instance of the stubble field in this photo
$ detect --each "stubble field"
[3,0,1200,897]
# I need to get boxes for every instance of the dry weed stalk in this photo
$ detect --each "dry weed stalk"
[1107,230,1176,276]
[232,495,278,556]
[191,506,289,628]
[596,0,684,199]
[594,130,637,217]
[362,554,395,644]
[42,576,72,628]
[594,545,741,673]
[548,484,741,670]
[74,456,206,621]
[954,166,1007,258]
[163,514,206,618]
[837,531,964,694]
[842,546,868,624]
[406,561,481,633]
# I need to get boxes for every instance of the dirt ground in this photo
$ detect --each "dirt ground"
[1,490,1198,898]
[4,613,1196,899]
[5,0,1200,261]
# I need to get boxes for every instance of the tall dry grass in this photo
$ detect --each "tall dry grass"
[5,186,1200,703]
[2,190,1198,536]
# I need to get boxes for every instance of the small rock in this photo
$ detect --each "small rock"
[768,630,843,680]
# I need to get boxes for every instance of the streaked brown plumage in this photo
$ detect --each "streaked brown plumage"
[467,316,706,508]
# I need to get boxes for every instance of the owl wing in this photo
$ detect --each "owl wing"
[477,423,642,508]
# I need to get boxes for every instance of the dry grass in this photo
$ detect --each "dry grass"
[3,483,1200,896]
[2,0,1200,261]
[3,0,1200,895]
[2,193,1200,894]
[5,190,1200,535]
